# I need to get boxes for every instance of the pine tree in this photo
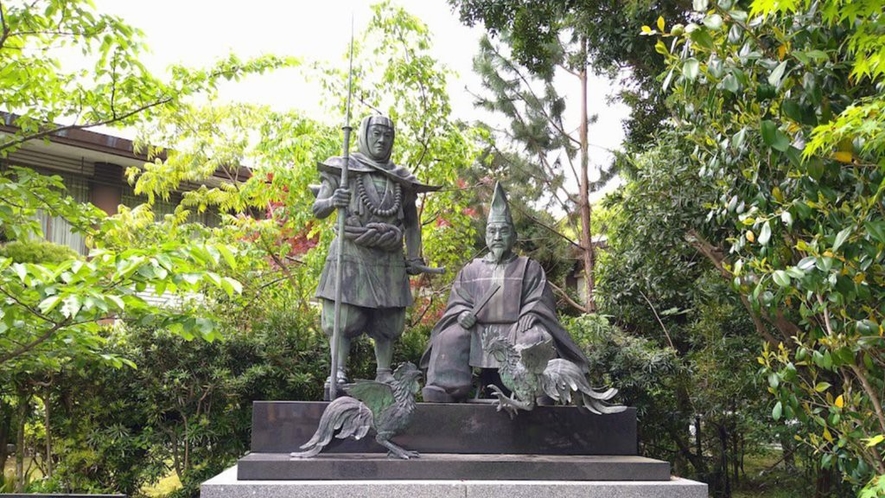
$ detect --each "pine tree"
[471,34,616,312]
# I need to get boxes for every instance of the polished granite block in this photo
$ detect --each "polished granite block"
[203,466,709,498]
[252,401,638,455]
[237,453,670,481]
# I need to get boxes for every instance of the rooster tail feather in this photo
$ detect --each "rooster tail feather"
[581,386,618,400]
[296,397,373,453]
[580,392,628,415]
[290,444,323,459]
[542,359,625,413]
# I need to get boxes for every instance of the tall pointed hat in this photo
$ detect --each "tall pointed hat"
[487,182,513,225]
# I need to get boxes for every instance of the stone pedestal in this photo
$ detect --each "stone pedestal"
[251,401,639,455]
[200,401,707,497]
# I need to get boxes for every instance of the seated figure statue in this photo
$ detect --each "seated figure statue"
[420,182,590,403]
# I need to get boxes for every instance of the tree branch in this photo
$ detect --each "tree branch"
[0,320,70,366]
[638,289,676,350]
[0,1,10,51]
[394,30,432,170]
[26,186,98,239]
[849,363,885,443]
[489,41,582,150]
[685,229,780,346]
[258,230,302,293]
[0,284,54,325]
[547,280,587,313]
[508,201,580,249]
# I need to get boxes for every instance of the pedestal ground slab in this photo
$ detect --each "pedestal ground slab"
[203,465,708,498]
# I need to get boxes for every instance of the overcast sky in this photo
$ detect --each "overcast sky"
[93,0,628,171]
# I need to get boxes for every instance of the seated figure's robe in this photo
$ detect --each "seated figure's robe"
[420,253,589,399]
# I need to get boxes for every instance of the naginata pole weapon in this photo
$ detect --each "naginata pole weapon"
[329,18,355,400]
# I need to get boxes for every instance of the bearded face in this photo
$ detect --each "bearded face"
[486,222,515,262]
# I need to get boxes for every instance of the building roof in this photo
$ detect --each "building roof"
[0,113,251,185]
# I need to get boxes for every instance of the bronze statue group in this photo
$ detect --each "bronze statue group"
[295,115,623,460]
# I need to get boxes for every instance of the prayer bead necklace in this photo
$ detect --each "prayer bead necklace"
[357,175,402,217]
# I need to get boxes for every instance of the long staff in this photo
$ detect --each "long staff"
[329,20,355,400]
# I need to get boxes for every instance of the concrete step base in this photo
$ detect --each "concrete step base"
[202,465,708,498]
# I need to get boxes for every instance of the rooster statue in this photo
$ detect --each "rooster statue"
[482,328,626,419]
[291,362,422,460]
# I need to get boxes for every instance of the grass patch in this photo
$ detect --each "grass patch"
[142,470,182,497]
[2,456,43,490]
[732,450,812,498]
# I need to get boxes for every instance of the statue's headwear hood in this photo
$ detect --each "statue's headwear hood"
[487,182,513,226]
[357,114,395,164]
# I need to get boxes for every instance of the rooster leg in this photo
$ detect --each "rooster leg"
[487,384,532,419]
[376,434,419,460]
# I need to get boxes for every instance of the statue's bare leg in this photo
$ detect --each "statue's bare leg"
[374,338,394,383]
[327,336,350,386]
[338,336,351,379]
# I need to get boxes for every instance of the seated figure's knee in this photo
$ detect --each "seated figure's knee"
[437,325,471,348]
[424,326,473,402]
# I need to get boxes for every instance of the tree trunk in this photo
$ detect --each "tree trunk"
[781,433,797,471]
[41,388,51,479]
[669,382,707,478]
[14,394,29,492]
[0,401,11,477]
[718,423,731,498]
[814,465,833,498]
[666,423,708,477]
[578,35,595,313]
[169,427,183,480]
[731,425,739,486]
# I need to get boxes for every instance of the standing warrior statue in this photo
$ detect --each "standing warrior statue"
[313,115,440,394]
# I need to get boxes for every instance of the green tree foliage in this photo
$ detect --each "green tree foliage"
[0,0,299,487]
[0,182,244,490]
[448,0,696,312]
[0,236,78,490]
[32,295,326,495]
[567,312,770,492]
[127,1,484,340]
[594,134,795,495]
[637,0,885,491]
[0,176,243,371]
[1,3,485,493]
[0,0,294,156]
[0,0,297,373]
[449,0,691,146]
